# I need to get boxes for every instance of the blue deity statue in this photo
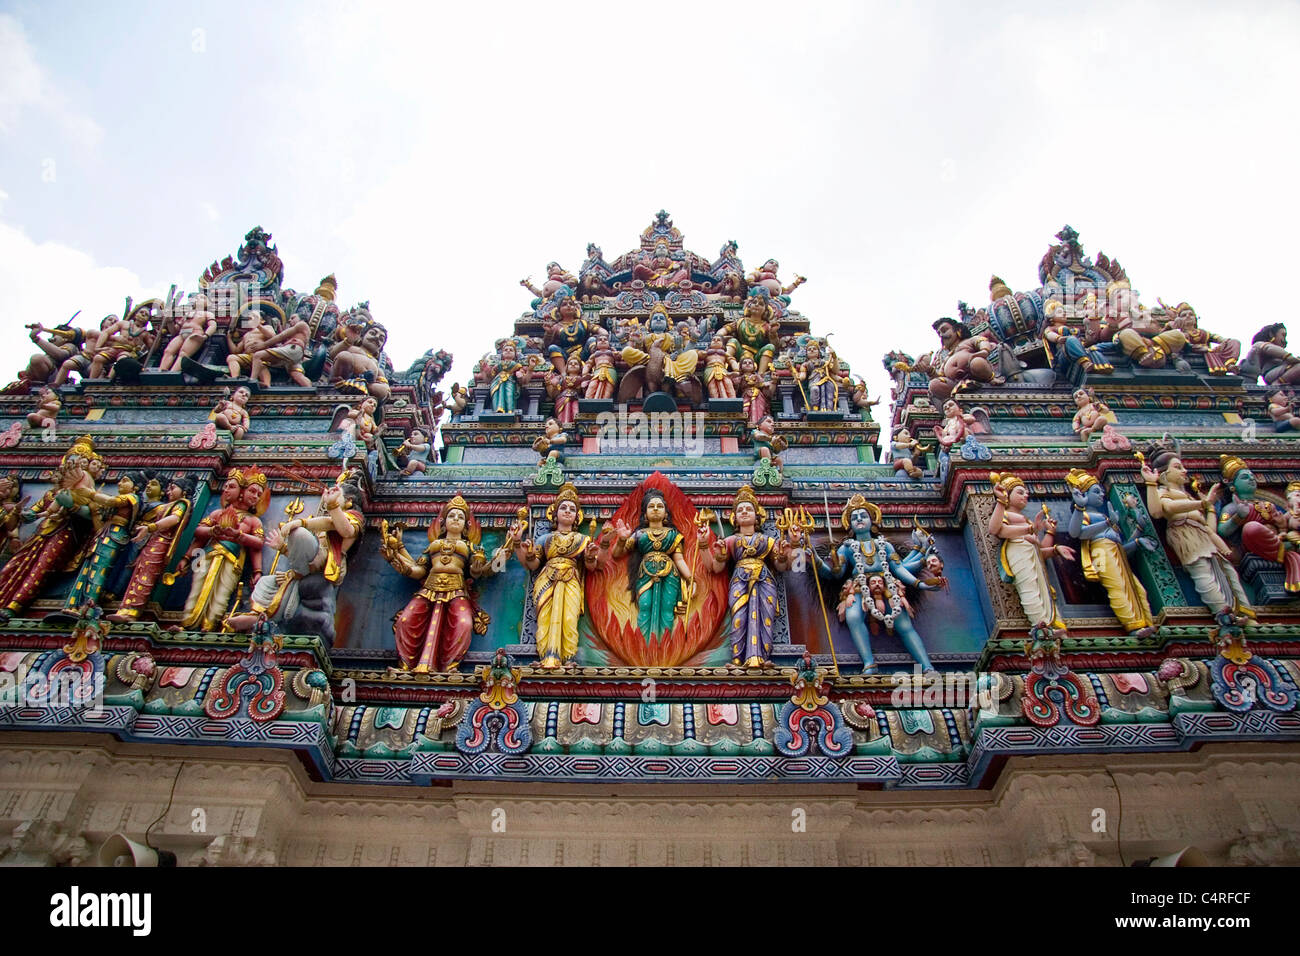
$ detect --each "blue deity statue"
[1064,469,1157,637]
[815,494,937,674]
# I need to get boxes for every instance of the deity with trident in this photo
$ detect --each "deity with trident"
[701,486,799,668]
[812,494,938,674]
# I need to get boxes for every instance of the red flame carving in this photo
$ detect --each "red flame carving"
[584,472,728,666]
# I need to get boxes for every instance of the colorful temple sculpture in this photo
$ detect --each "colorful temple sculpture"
[0,216,1296,866]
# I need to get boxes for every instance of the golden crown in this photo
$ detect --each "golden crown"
[433,493,479,545]
[840,493,882,529]
[1065,468,1099,492]
[730,485,767,524]
[1219,455,1248,482]
[231,467,268,488]
[545,483,583,524]
[62,435,103,466]
[989,471,1025,492]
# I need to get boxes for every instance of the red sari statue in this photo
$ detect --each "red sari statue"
[0,437,104,622]
[110,477,195,621]
[380,495,496,673]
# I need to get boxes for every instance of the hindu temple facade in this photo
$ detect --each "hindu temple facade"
[0,216,1295,866]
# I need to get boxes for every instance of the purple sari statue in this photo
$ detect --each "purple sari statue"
[705,486,793,668]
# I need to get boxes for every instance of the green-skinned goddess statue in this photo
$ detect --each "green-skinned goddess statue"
[611,488,694,640]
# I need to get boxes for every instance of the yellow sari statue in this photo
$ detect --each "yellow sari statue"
[511,483,608,669]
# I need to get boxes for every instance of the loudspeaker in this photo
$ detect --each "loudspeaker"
[97,834,177,867]
[1132,845,1209,867]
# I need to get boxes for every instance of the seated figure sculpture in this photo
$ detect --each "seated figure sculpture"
[1240,324,1300,386]
[1163,301,1239,375]
[1107,280,1189,370]
[915,316,998,400]
[329,311,392,401]
[17,322,84,390]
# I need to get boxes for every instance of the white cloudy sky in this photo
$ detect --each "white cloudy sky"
[0,1,1297,409]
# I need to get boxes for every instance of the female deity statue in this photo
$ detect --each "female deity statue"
[180,471,267,632]
[511,483,607,669]
[797,340,844,413]
[722,293,781,374]
[703,485,795,668]
[986,472,1076,636]
[52,471,147,620]
[547,356,584,426]
[1216,455,1300,594]
[814,494,938,673]
[480,339,531,414]
[582,331,618,401]
[702,334,737,399]
[380,495,495,673]
[1138,442,1253,625]
[735,356,775,426]
[109,477,195,621]
[0,474,24,564]
[542,294,592,375]
[1064,469,1156,636]
[611,488,694,641]
[0,437,103,622]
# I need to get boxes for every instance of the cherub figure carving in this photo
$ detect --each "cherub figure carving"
[210,386,252,439]
[891,427,928,479]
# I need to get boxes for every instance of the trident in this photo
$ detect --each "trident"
[267,496,305,576]
[777,505,840,676]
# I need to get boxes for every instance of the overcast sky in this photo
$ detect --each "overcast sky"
[1,1,1298,413]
